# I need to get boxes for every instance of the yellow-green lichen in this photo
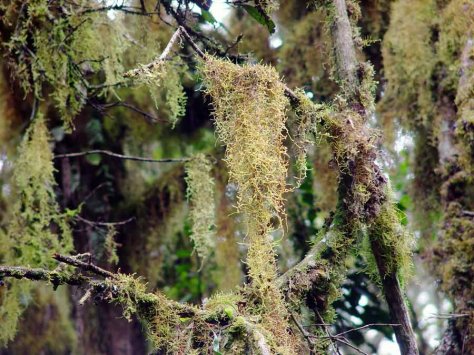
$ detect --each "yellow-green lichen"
[185,154,216,261]
[200,55,299,354]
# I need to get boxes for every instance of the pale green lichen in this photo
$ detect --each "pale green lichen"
[200,55,300,354]
[185,154,216,261]
[0,114,73,346]
[133,58,188,128]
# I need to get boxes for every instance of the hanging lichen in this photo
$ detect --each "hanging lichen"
[130,57,188,128]
[380,0,437,127]
[185,154,216,261]
[213,166,243,291]
[200,55,299,353]
[0,114,73,346]
[8,115,73,264]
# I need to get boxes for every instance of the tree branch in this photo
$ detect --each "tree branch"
[52,253,116,279]
[54,150,189,163]
[331,0,358,100]
[0,266,86,286]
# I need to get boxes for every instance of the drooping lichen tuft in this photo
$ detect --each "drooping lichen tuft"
[8,115,73,265]
[132,58,188,127]
[200,55,299,353]
[0,114,73,345]
[185,153,216,261]
[380,0,436,127]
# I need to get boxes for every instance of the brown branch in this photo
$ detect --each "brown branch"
[0,266,86,286]
[331,0,358,100]
[52,253,116,279]
[54,150,189,163]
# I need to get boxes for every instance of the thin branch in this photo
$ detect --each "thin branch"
[333,323,400,337]
[52,253,116,279]
[290,313,315,349]
[95,101,167,123]
[333,337,369,355]
[124,27,183,78]
[76,215,135,227]
[54,150,189,163]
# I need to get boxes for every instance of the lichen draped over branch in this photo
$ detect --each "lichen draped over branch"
[200,56,299,353]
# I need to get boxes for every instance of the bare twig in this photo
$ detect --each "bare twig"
[52,253,115,279]
[334,323,400,337]
[334,337,369,355]
[76,215,135,227]
[54,150,189,163]
[290,313,315,348]
[91,101,167,123]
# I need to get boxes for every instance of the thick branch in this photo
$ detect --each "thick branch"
[329,1,418,353]
[331,0,358,100]
[0,266,86,286]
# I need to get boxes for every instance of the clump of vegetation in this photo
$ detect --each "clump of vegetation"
[364,195,414,285]
[185,154,216,261]
[130,58,188,127]
[8,115,73,265]
[200,55,299,353]
[0,114,73,345]
[380,0,436,127]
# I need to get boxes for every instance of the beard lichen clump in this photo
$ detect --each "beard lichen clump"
[0,115,73,345]
[131,58,187,128]
[185,153,216,261]
[200,56,298,353]
[8,115,73,265]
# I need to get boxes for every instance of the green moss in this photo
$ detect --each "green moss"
[364,192,414,285]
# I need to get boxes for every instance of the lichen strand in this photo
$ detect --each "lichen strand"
[8,115,73,265]
[278,11,338,101]
[185,154,216,261]
[0,115,72,345]
[380,0,437,127]
[200,56,299,353]
[133,57,188,128]
[213,169,243,291]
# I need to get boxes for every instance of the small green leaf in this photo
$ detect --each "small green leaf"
[85,153,101,166]
[242,5,275,33]
[224,306,234,319]
[201,10,217,25]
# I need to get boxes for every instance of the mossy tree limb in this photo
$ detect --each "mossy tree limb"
[327,1,418,353]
